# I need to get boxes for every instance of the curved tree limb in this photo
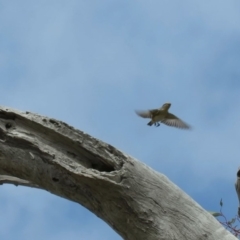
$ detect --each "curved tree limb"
[0,106,236,240]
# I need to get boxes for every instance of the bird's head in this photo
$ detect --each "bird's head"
[162,103,171,110]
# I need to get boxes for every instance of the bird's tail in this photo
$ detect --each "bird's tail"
[147,121,153,126]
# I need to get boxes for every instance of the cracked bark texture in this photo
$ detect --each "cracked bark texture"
[0,106,236,240]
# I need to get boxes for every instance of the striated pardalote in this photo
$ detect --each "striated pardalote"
[235,167,240,216]
[135,103,191,129]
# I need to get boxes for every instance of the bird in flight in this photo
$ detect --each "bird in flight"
[135,103,191,129]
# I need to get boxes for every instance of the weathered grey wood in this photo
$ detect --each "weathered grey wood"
[0,106,236,240]
[0,175,40,188]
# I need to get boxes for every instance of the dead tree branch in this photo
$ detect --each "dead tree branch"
[0,106,236,240]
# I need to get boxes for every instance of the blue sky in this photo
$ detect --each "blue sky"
[1,1,240,239]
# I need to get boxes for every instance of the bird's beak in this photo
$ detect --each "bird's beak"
[166,103,171,107]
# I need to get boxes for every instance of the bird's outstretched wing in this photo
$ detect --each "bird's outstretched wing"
[135,109,158,119]
[161,113,191,129]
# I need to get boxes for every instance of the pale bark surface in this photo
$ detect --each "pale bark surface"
[0,106,236,240]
